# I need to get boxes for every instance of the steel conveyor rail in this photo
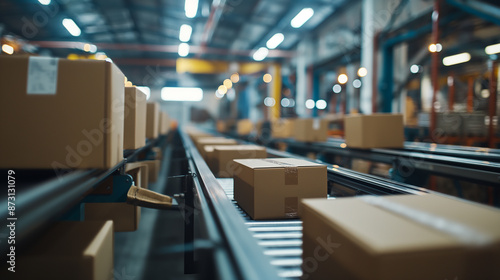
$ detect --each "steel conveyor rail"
[0,140,157,256]
[181,130,431,279]
[273,138,500,185]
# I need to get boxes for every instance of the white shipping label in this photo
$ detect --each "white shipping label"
[313,119,320,130]
[27,57,59,95]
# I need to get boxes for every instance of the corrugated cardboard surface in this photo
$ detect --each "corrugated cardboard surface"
[146,102,159,139]
[212,145,267,178]
[85,203,140,232]
[233,158,327,219]
[237,119,254,135]
[271,119,295,138]
[159,111,170,135]
[344,114,404,149]
[142,159,161,183]
[0,56,124,169]
[125,161,149,189]
[293,119,328,142]
[196,137,238,155]
[13,221,113,280]
[124,87,147,149]
[300,194,500,280]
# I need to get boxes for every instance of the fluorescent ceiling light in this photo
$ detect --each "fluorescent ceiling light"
[485,43,500,55]
[161,87,203,102]
[253,47,269,61]
[442,52,471,66]
[291,8,314,28]
[316,99,327,110]
[179,24,192,42]
[62,18,81,37]
[38,0,51,5]
[266,33,284,49]
[305,99,315,109]
[178,43,190,57]
[185,0,198,18]
[2,44,14,55]
[136,86,151,100]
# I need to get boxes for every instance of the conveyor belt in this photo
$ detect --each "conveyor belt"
[218,178,305,279]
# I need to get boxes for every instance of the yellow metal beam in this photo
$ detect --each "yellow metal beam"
[176,58,229,74]
[271,64,281,120]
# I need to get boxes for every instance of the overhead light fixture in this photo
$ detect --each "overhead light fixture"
[316,99,327,110]
[2,44,14,55]
[357,67,367,77]
[338,74,348,84]
[442,52,471,66]
[485,43,500,55]
[215,90,224,99]
[230,73,240,83]
[223,79,233,89]
[305,99,315,109]
[179,24,192,42]
[38,0,51,5]
[264,97,276,107]
[291,8,314,28]
[62,18,81,37]
[353,79,362,88]
[83,43,97,53]
[218,85,227,94]
[253,47,269,61]
[161,87,203,102]
[185,0,198,18]
[428,43,442,53]
[178,43,190,57]
[332,84,342,93]
[263,73,272,83]
[410,64,420,74]
[136,86,151,100]
[266,33,284,49]
[281,98,291,107]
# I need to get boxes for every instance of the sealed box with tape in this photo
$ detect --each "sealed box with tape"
[0,56,124,169]
[293,118,328,142]
[271,118,295,139]
[300,194,500,280]
[211,145,267,178]
[233,158,327,220]
[195,137,238,157]
[146,102,160,139]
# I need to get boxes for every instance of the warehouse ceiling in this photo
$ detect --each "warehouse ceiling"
[0,0,348,87]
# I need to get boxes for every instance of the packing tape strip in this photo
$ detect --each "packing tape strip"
[360,196,495,247]
[262,159,298,185]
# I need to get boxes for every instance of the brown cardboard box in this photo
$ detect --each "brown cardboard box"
[196,137,238,155]
[216,120,229,133]
[142,159,161,183]
[344,113,404,149]
[85,203,140,232]
[300,194,500,280]
[293,118,328,142]
[237,119,254,135]
[272,119,295,138]
[212,145,267,178]
[203,145,217,171]
[0,56,124,169]
[146,102,159,139]
[124,87,147,150]
[233,158,327,219]
[15,221,113,280]
[158,111,170,135]
[125,161,149,188]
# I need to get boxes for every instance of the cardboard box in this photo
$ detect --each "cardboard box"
[237,119,254,135]
[300,194,500,280]
[14,221,113,280]
[85,203,140,232]
[146,102,159,139]
[203,145,217,171]
[0,56,124,169]
[272,119,295,138]
[158,111,170,135]
[124,87,147,150]
[216,120,229,133]
[125,161,149,188]
[293,118,328,142]
[344,113,404,149]
[142,159,161,183]
[211,145,267,178]
[196,137,238,156]
[233,158,327,219]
